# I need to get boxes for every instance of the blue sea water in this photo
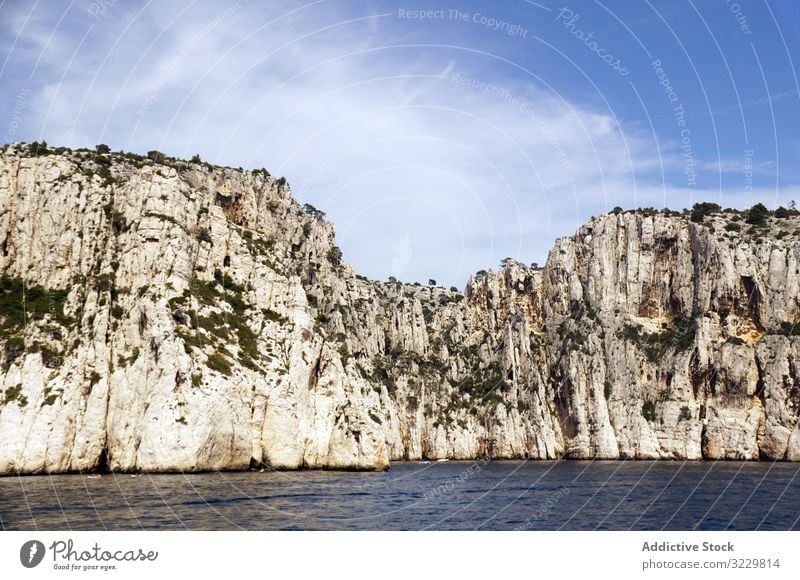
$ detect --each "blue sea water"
[1,460,798,530]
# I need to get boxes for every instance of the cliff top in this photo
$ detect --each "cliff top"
[4,141,798,284]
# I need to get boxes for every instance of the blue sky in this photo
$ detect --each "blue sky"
[1,0,798,286]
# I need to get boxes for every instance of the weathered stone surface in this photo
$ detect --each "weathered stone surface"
[1,145,800,473]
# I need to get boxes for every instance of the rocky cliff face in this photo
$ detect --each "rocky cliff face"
[1,144,799,473]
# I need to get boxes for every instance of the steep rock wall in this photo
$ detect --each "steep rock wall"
[1,145,798,473]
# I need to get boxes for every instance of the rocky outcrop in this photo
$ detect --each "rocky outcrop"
[1,144,799,473]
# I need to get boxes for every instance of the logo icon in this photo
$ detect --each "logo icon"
[20,540,45,568]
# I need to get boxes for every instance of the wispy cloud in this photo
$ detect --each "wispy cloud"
[708,90,799,118]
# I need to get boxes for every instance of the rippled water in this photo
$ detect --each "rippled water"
[1,461,798,530]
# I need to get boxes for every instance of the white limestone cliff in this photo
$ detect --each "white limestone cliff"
[1,144,799,473]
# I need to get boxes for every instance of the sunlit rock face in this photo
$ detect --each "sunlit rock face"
[1,144,799,473]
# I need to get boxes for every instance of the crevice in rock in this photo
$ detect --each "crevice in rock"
[96,447,110,474]
[779,352,800,441]
[308,351,322,392]
[754,352,767,403]
[138,308,148,337]
[740,275,764,331]
[689,350,704,399]
[709,368,718,397]
[248,457,267,470]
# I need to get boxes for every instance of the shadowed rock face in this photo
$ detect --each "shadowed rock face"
[1,145,799,473]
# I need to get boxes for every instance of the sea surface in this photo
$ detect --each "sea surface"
[1,460,799,531]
